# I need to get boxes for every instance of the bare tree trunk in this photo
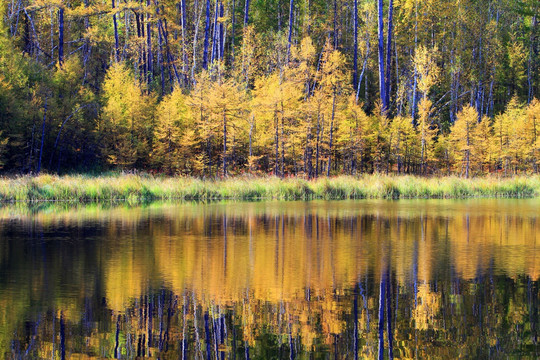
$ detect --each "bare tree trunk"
[274,111,279,176]
[211,0,219,64]
[244,0,251,28]
[223,110,227,176]
[146,0,153,86]
[230,0,237,65]
[384,0,394,113]
[160,19,181,87]
[333,0,338,49]
[356,11,370,103]
[353,0,358,88]
[528,15,537,103]
[37,98,48,174]
[411,0,418,122]
[58,6,64,65]
[280,102,285,177]
[248,116,253,171]
[315,110,321,177]
[327,91,336,177]
[465,122,470,178]
[112,0,119,62]
[220,2,225,60]
[135,4,145,80]
[192,1,204,82]
[377,0,386,113]
[286,0,294,61]
[156,3,165,94]
[180,0,188,86]
[202,0,211,69]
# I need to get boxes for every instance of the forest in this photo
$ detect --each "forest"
[0,0,538,177]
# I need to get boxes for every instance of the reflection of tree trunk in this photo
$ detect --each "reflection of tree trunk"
[60,312,66,360]
[353,286,359,359]
[115,314,121,358]
[148,299,153,350]
[182,295,188,359]
[378,271,385,360]
[204,312,212,360]
[386,269,393,359]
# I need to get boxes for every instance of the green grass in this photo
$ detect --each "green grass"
[0,173,539,202]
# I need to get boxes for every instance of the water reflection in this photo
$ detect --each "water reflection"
[0,200,539,358]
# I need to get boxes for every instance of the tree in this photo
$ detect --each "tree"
[337,96,369,175]
[451,106,478,178]
[152,87,191,174]
[100,63,156,169]
[388,116,415,174]
[526,99,540,172]
[417,98,437,174]
[492,97,525,175]
[204,74,248,176]
[319,49,348,176]
[252,68,302,177]
[376,0,394,114]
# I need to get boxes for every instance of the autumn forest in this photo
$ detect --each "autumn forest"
[0,0,538,177]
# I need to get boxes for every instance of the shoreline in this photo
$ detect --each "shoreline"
[0,174,539,203]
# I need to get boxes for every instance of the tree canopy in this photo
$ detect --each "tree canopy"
[0,0,538,176]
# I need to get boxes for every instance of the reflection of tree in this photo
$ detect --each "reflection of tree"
[0,201,539,357]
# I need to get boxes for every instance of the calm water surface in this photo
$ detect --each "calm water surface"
[0,199,539,359]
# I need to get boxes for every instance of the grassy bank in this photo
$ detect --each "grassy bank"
[0,174,539,202]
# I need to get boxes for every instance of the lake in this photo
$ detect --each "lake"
[0,199,539,359]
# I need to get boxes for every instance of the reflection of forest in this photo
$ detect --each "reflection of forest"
[0,200,539,358]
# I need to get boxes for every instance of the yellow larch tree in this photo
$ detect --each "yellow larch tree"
[492,97,526,175]
[189,71,214,176]
[151,87,192,175]
[413,45,440,174]
[205,76,248,176]
[523,99,540,172]
[336,96,370,175]
[319,49,349,176]
[366,102,390,173]
[451,105,478,178]
[471,116,494,175]
[417,98,438,174]
[252,69,302,177]
[527,99,540,173]
[100,62,156,169]
[388,116,415,174]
